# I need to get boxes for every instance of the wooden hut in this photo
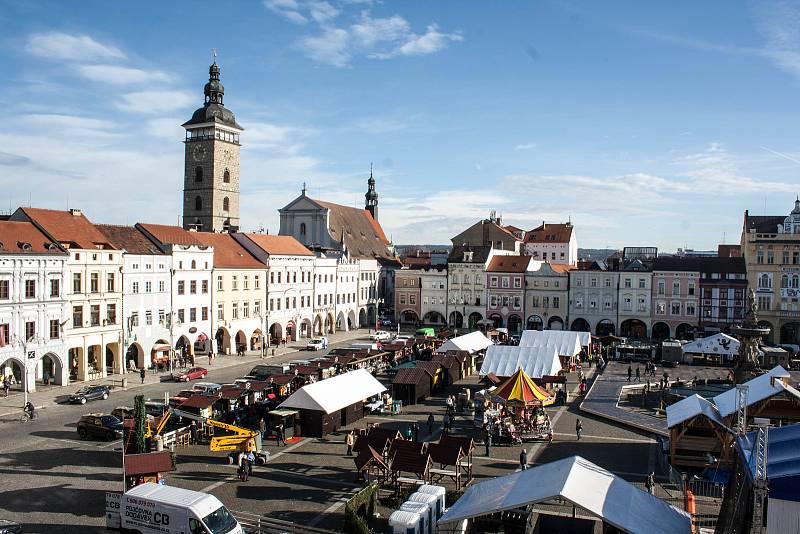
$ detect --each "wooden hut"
[124,451,175,490]
[393,367,432,406]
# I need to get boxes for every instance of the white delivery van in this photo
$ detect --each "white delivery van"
[107,482,242,534]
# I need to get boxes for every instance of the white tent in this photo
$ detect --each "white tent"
[278,369,386,414]
[713,366,797,417]
[575,331,591,347]
[681,333,740,358]
[435,331,492,354]
[438,455,691,534]
[666,394,728,429]
[480,345,562,378]
[518,330,582,357]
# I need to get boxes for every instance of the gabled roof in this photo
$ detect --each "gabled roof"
[96,225,164,255]
[524,222,574,244]
[14,207,114,250]
[278,369,386,414]
[439,455,691,533]
[354,444,390,472]
[191,232,264,269]
[237,233,313,256]
[713,366,795,417]
[480,345,562,378]
[447,244,493,264]
[486,254,535,273]
[136,223,203,247]
[306,197,394,261]
[666,394,728,429]
[0,221,66,255]
[179,395,218,410]
[124,451,175,476]
[435,331,492,354]
[745,214,784,233]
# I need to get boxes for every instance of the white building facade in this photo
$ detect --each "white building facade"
[420,266,449,326]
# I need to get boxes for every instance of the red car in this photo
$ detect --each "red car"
[174,367,208,382]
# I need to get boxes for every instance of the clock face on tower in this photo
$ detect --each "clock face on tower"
[192,145,207,161]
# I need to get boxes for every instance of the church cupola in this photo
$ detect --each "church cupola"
[365,165,379,220]
[204,61,224,105]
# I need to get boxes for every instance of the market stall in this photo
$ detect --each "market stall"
[480,345,562,379]
[491,368,554,442]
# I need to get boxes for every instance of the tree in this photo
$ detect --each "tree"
[133,394,147,454]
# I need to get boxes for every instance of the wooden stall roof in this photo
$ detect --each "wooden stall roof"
[247,381,270,391]
[354,445,390,472]
[179,395,218,409]
[445,350,471,363]
[392,367,431,386]
[219,386,246,400]
[269,374,296,385]
[293,365,319,376]
[389,438,426,458]
[428,441,464,466]
[415,361,442,377]
[124,451,175,476]
[439,435,475,455]
[431,353,461,378]
[354,427,402,454]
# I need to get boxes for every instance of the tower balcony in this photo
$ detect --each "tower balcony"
[185,127,240,145]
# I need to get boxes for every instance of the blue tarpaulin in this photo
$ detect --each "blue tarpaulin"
[738,423,800,503]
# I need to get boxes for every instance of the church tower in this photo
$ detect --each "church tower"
[365,166,378,220]
[182,57,243,233]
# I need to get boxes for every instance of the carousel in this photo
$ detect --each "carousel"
[484,368,555,444]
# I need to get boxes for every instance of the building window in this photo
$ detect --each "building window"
[243,301,249,318]
[513,278,522,288]
[90,273,99,293]
[178,309,185,323]
[25,279,36,299]
[490,276,498,287]
[50,279,60,298]
[202,306,208,320]
[72,273,81,293]
[190,280,197,294]
[758,295,771,311]
[224,168,230,183]
[757,250,764,264]
[656,302,666,314]
[25,320,35,341]
[300,223,306,236]
[638,278,645,289]
[409,294,416,305]
[107,304,116,324]
[254,275,260,289]
[232,276,238,290]
[605,278,612,287]
[217,303,224,320]
[195,196,202,211]
[604,299,612,309]
[254,301,260,315]
[232,302,239,319]
[73,306,83,328]
[590,278,597,287]
[589,299,597,309]
[623,297,632,311]
[177,281,184,295]
[0,280,9,300]
[223,197,230,211]
[243,276,249,290]
[190,308,197,322]
[670,302,681,315]
[672,280,680,296]
[90,305,100,326]
[688,282,695,296]
[145,310,153,325]
[767,250,774,264]
[400,294,407,305]
[502,277,509,288]
[624,278,631,288]
[202,280,209,293]
[686,302,696,316]
[758,273,772,289]
[637,296,646,312]
[158,310,165,325]
[195,166,203,182]
[49,319,59,339]
[217,275,223,291]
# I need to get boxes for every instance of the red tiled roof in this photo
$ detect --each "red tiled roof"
[550,263,576,273]
[16,207,114,250]
[524,223,574,244]
[192,232,264,269]
[136,223,202,246]
[310,198,394,260]
[241,233,313,256]
[124,451,175,476]
[0,221,66,255]
[486,254,533,273]
[96,225,164,255]
[219,385,246,399]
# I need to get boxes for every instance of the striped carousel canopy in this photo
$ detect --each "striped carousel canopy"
[493,368,554,407]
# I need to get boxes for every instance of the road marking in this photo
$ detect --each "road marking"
[551,432,655,444]
[263,436,309,462]
[201,475,238,493]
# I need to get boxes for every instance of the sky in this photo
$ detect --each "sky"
[2,0,800,251]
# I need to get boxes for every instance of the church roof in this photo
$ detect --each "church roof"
[238,233,314,256]
[14,207,115,250]
[192,232,264,269]
[309,198,394,261]
[96,225,164,255]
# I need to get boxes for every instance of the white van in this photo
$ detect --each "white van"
[107,482,242,534]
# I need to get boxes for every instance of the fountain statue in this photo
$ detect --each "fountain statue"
[732,288,770,383]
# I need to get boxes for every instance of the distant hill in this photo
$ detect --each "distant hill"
[578,248,619,261]
[396,245,452,255]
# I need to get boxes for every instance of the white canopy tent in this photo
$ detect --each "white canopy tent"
[575,331,591,348]
[278,369,386,414]
[436,331,492,354]
[438,455,691,534]
[519,330,582,358]
[480,345,562,378]
[666,394,728,429]
[681,333,740,360]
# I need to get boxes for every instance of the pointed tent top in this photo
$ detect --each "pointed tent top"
[493,368,554,406]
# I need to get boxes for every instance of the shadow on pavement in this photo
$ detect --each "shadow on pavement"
[0,485,107,516]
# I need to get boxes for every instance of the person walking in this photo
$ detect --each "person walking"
[627,366,632,382]
[412,422,419,443]
[635,366,641,382]
[345,430,355,456]
[190,421,198,445]
[646,472,655,494]
[575,418,583,440]
[442,414,450,435]
[3,376,10,397]
[259,417,267,441]
[484,428,492,457]
[139,368,146,384]
[427,413,434,435]
[276,423,285,446]
[519,448,528,471]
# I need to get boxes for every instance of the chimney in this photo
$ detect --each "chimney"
[69,208,82,217]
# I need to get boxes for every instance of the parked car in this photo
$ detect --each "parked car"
[192,382,222,395]
[0,519,22,534]
[68,385,110,404]
[77,413,123,440]
[144,401,168,418]
[173,366,208,382]
[369,330,391,341]
[307,338,325,351]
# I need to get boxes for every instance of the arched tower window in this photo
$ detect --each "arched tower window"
[300,223,306,236]
[195,166,203,182]
[195,196,202,211]
[223,169,230,183]
[223,197,230,211]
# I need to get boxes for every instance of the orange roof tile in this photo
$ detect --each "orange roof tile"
[550,263,576,273]
[96,225,164,255]
[0,221,66,255]
[243,233,313,256]
[192,232,264,269]
[136,223,202,246]
[524,223,574,244]
[17,207,114,250]
[310,198,393,260]
[486,254,534,273]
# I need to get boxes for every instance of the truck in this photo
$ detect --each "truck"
[106,482,243,534]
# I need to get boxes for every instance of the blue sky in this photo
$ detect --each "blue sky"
[2,0,800,250]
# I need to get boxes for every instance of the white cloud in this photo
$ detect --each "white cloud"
[263,0,309,24]
[351,13,411,47]
[25,32,125,61]
[298,28,351,67]
[75,64,171,85]
[515,143,536,150]
[395,24,463,57]
[117,91,195,114]
[309,1,340,23]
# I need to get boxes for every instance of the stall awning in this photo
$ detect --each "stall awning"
[439,455,691,534]
[518,330,582,357]
[278,369,386,414]
[480,345,562,378]
[435,331,492,354]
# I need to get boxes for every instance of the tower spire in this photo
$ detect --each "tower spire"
[365,164,378,220]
